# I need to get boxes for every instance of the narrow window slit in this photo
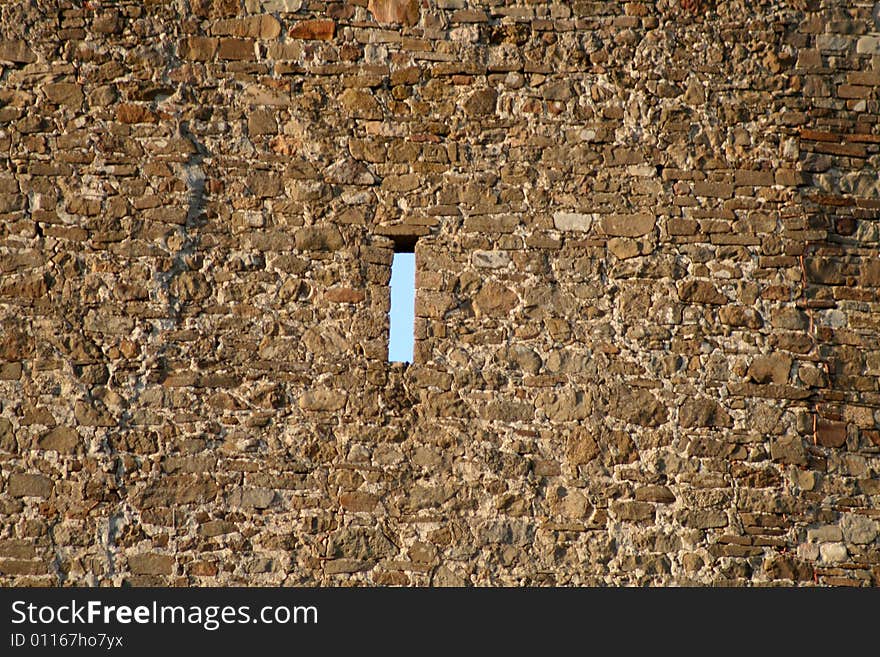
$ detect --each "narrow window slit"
[388,240,416,364]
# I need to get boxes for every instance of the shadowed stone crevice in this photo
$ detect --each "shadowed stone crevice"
[154,122,210,324]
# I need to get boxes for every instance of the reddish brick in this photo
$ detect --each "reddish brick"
[817,420,847,448]
[800,129,841,142]
[116,104,157,124]
[325,288,366,304]
[289,19,335,40]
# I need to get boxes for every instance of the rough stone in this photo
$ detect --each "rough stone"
[248,109,277,136]
[612,501,655,522]
[819,543,848,564]
[0,418,14,452]
[472,251,510,269]
[474,281,517,317]
[608,386,668,427]
[748,354,791,385]
[553,212,593,232]
[328,528,396,560]
[0,560,46,576]
[325,287,366,303]
[325,159,375,185]
[180,36,218,61]
[770,436,808,466]
[679,398,732,428]
[191,0,241,18]
[861,260,880,287]
[37,426,81,452]
[0,41,35,63]
[43,83,84,108]
[635,486,676,504]
[463,88,497,116]
[481,399,534,422]
[763,554,813,581]
[541,81,572,101]
[607,238,644,260]
[217,38,255,60]
[503,345,541,374]
[805,258,844,285]
[677,280,727,305]
[128,554,175,576]
[0,363,22,380]
[683,510,728,529]
[228,488,276,509]
[212,16,281,39]
[566,429,599,466]
[857,36,880,55]
[8,474,53,498]
[324,559,372,575]
[198,520,237,537]
[171,272,211,302]
[339,89,382,120]
[116,104,157,124]
[599,213,656,237]
[299,389,347,412]
[294,226,344,251]
[537,389,590,422]
[840,514,878,545]
[719,306,763,329]
[339,492,380,512]
[246,0,302,11]
[138,476,219,507]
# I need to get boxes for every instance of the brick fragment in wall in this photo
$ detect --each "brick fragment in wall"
[368,0,420,26]
[289,19,335,40]
[0,1,878,589]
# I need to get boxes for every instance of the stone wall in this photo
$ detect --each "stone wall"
[1,0,879,586]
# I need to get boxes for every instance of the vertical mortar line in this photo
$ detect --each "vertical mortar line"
[799,249,820,444]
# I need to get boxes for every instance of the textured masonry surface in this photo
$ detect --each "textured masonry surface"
[1,0,879,586]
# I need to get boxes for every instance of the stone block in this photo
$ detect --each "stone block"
[816,420,847,448]
[179,37,218,61]
[128,554,175,575]
[553,212,593,232]
[680,398,732,428]
[299,389,347,412]
[37,426,81,452]
[857,36,880,55]
[218,38,255,60]
[0,40,35,63]
[463,88,497,116]
[8,473,53,498]
[677,280,727,305]
[474,281,518,317]
[612,501,655,522]
[770,436,807,466]
[43,83,83,108]
[212,15,281,38]
[228,487,276,509]
[294,226,343,251]
[599,213,655,237]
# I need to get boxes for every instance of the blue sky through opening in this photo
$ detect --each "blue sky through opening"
[389,252,415,363]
